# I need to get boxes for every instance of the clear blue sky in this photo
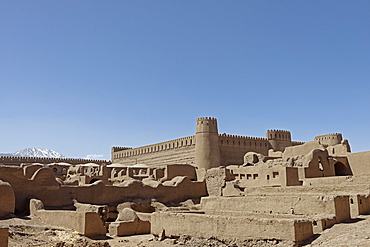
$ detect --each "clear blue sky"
[1,1,370,160]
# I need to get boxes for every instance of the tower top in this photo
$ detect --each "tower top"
[196,117,218,134]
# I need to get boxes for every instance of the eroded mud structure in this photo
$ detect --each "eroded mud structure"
[1,117,370,246]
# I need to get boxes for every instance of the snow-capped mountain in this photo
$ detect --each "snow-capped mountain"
[1,148,65,158]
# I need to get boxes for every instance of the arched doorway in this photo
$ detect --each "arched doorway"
[334,162,350,176]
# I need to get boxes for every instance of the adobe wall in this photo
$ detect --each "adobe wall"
[347,151,370,176]
[151,212,313,242]
[0,226,8,247]
[0,166,207,212]
[111,118,306,168]
[0,180,15,218]
[0,156,109,166]
[112,136,196,166]
[112,134,275,167]
[201,195,350,222]
[314,133,343,146]
[219,134,271,165]
[0,166,60,213]
[283,141,323,159]
[33,209,106,236]
[228,165,301,187]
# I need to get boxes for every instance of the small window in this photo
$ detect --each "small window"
[267,175,270,180]
[253,174,258,179]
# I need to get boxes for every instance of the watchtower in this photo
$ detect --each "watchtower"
[266,129,292,152]
[194,117,221,170]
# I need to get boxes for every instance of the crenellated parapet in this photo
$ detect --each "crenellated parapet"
[314,133,343,146]
[111,147,132,152]
[219,133,269,148]
[266,129,292,152]
[196,117,218,134]
[0,156,111,166]
[112,135,196,160]
[266,129,292,140]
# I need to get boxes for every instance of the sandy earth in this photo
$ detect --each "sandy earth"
[3,214,370,247]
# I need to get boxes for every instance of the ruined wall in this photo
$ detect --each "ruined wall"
[315,133,343,146]
[228,165,301,187]
[0,180,15,218]
[347,151,370,176]
[283,141,323,159]
[201,195,351,222]
[151,212,313,242]
[33,209,106,236]
[0,166,207,213]
[0,226,8,247]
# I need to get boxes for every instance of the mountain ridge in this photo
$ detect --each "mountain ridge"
[0,148,65,158]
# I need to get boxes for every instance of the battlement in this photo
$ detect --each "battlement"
[314,133,343,146]
[314,133,343,141]
[266,129,292,140]
[219,133,267,141]
[111,147,132,152]
[112,135,196,160]
[196,117,218,134]
[197,117,217,121]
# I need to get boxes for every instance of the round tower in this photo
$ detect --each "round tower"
[314,133,343,146]
[266,129,292,152]
[195,117,221,170]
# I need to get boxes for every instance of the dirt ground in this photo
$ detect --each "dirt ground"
[3,214,370,247]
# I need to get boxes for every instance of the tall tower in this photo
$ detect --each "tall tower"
[195,117,221,170]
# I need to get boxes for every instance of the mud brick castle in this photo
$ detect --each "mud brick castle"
[111,117,304,169]
[1,116,370,246]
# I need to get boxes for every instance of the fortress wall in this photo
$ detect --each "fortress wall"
[219,134,270,165]
[0,156,109,166]
[151,212,313,242]
[113,145,195,166]
[112,136,195,166]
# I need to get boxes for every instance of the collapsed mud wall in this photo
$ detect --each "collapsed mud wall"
[0,166,207,213]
